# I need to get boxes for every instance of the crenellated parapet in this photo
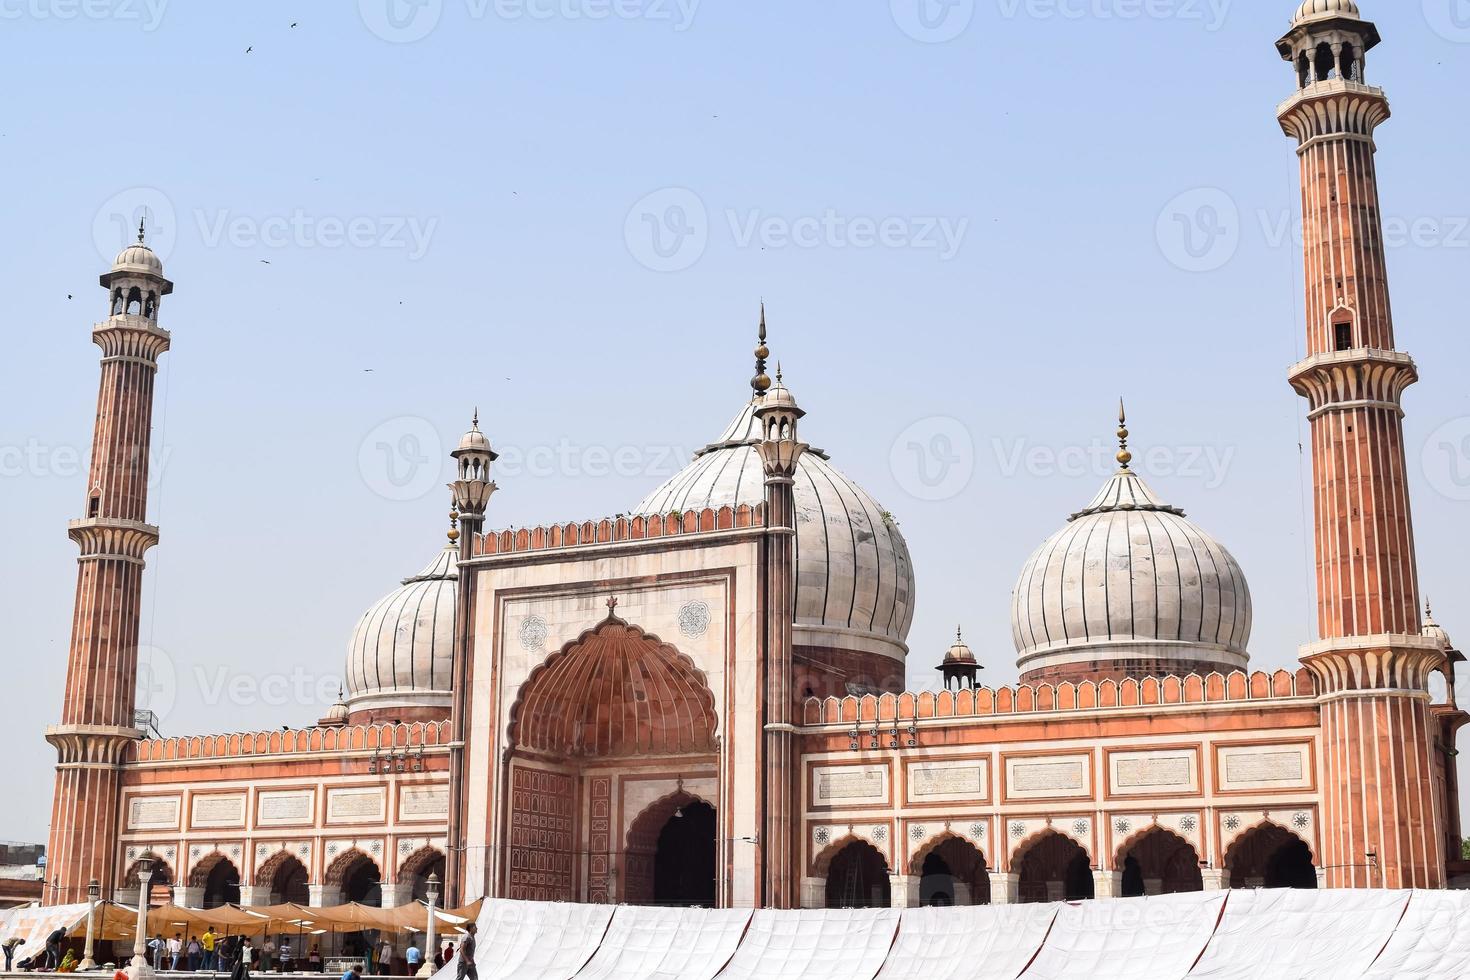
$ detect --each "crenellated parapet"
[472,504,766,557]
[92,315,171,365]
[67,517,159,563]
[128,719,451,764]
[1288,348,1417,418]
[800,668,1316,727]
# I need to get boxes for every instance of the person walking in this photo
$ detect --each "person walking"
[453,925,476,980]
[169,933,184,971]
[203,928,218,971]
[405,943,421,976]
[232,940,253,980]
[279,938,293,974]
[260,938,275,974]
[2,937,22,972]
[149,933,167,971]
[376,939,394,977]
[189,936,203,972]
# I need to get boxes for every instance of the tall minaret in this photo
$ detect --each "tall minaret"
[1277,2,1448,889]
[44,225,172,905]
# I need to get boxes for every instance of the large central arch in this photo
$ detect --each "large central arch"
[502,610,720,903]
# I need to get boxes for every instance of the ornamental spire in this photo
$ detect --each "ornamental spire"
[1116,398,1133,471]
[752,302,772,395]
[137,216,147,244]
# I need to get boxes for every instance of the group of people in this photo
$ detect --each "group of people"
[1,928,70,972]
[340,922,476,980]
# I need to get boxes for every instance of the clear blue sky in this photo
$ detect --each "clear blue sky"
[2,1,1468,846]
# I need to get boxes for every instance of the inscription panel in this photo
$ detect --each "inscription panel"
[812,766,888,807]
[1004,755,1092,801]
[907,759,989,804]
[257,790,314,828]
[399,785,450,821]
[191,793,247,829]
[127,796,181,831]
[1109,749,1199,797]
[1217,744,1312,792]
[327,787,386,824]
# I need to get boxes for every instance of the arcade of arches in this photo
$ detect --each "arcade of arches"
[814,824,1318,908]
[503,614,721,905]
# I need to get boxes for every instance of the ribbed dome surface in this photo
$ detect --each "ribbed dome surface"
[636,396,915,662]
[1293,0,1359,24]
[345,545,458,713]
[112,242,164,277]
[1011,469,1252,679]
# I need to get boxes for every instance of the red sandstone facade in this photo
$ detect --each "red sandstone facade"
[41,0,1467,914]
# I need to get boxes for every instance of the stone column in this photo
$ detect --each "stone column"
[1200,868,1227,891]
[888,875,917,909]
[173,885,204,908]
[800,877,826,910]
[379,882,413,908]
[238,886,271,906]
[988,872,1020,905]
[1092,871,1122,899]
[309,884,342,907]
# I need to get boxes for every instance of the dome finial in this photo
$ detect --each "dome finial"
[752,302,772,395]
[956,624,963,643]
[137,216,147,244]
[1116,398,1133,471]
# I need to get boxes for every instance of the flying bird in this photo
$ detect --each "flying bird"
[245,45,253,53]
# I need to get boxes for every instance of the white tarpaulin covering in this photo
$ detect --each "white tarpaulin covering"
[874,903,1057,980]
[1185,889,1411,980]
[1361,890,1470,979]
[572,905,752,979]
[717,908,898,980]
[456,899,614,980]
[0,902,91,963]
[1024,891,1226,979]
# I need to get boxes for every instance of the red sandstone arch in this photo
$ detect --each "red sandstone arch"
[124,853,175,888]
[188,851,238,889]
[812,834,889,877]
[622,790,714,905]
[397,845,447,884]
[1224,821,1318,889]
[256,851,310,905]
[508,613,717,757]
[908,832,987,876]
[1114,827,1203,896]
[821,839,892,909]
[910,834,990,906]
[325,848,380,887]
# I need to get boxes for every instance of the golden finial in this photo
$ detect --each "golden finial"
[471,407,480,430]
[1116,398,1133,471]
[448,508,460,543]
[752,301,772,394]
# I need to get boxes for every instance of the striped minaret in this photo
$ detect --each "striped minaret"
[44,224,172,905]
[1277,2,1447,889]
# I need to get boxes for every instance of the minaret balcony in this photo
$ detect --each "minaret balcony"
[92,316,172,364]
[1288,347,1418,416]
[67,517,160,562]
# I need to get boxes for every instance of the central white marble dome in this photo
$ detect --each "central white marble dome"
[636,394,915,663]
[1011,468,1252,679]
[345,544,458,715]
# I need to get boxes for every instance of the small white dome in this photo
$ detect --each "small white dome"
[1293,0,1360,25]
[1012,469,1252,681]
[1423,605,1453,650]
[456,423,492,455]
[941,629,978,667]
[111,242,164,277]
[636,394,915,663]
[344,545,458,714]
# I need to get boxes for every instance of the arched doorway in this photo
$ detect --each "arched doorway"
[329,851,384,906]
[824,840,891,909]
[913,837,990,906]
[1016,833,1093,904]
[191,855,242,909]
[624,794,716,906]
[1117,829,1203,897]
[399,848,447,903]
[125,854,175,906]
[1227,824,1317,889]
[505,610,721,903]
[257,853,310,906]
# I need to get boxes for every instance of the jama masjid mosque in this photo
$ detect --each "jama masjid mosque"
[41,0,1468,913]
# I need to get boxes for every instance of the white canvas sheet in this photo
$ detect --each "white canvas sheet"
[0,903,90,963]
[1022,891,1225,980]
[1362,890,1470,979]
[717,908,899,980]
[873,903,1058,980]
[1186,889,1411,980]
[571,905,751,980]
[451,899,615,980]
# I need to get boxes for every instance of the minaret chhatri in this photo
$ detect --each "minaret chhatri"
[45,223,173,905]
[1277,1,1447,888]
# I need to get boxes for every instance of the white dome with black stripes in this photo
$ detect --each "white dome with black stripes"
[635,395,915,665]
[1011,468,1252,680]
[344,545,458,715]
